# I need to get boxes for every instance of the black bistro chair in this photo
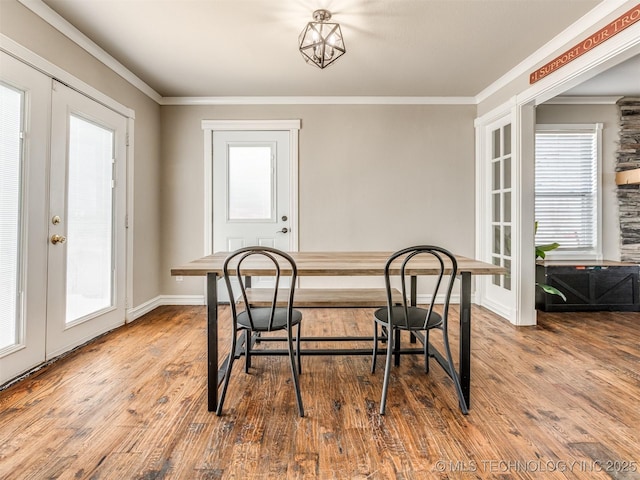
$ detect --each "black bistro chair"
[216,246,304,417]
[371,246,467,415]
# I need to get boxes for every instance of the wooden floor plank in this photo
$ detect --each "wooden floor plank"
[0,305,639,479]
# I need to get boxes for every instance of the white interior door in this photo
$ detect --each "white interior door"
[0,52,50,384]
[478,115,515,318]
[213,130,292,298]
[45,81,127,359]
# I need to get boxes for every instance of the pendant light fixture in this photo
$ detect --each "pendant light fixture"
[299,9,346,69]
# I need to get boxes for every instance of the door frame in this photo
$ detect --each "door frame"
[202,119,300,256]
[0,37,135,385]
[474,9,640,326]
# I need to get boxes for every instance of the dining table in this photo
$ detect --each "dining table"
[171,251,506,413]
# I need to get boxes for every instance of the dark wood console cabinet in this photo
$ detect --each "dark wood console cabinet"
[536,260,640,312]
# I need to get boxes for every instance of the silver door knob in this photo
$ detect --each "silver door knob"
[51,234,67,245]
[277,227,289,234]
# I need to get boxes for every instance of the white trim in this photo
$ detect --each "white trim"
[0,34,135,119]
[164,96,476,106]
[202,119,301,131]
[517,24,640,107]
[16,0,162,104]
[416,293,467,305]
[202,120,301,257]
[545,95,623,105]
[513,103,537,326]
[125,119,135,322]
[474,97,516,128]
[126,295,206,322]
[475,0,630,104]
[203,129,213,257]
[479,297,513,321]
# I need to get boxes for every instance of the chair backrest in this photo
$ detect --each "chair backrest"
[223,246,298,331]
[384,246,458,330]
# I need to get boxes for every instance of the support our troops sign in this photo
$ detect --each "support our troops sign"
[530,3,640,84]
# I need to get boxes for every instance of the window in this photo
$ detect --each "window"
[535,124,602,259]
[0,82,23,351]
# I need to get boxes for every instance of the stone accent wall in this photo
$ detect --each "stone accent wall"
[617,97,640,262]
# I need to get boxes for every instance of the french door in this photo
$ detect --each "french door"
[477,114,515,319]
[0,53,127,383]
[46,81,127,358]
[0,52,49,383]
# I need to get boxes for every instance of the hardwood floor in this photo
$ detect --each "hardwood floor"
[1,305,639,479]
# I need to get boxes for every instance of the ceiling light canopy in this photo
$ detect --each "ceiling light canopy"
[299,9,346,69]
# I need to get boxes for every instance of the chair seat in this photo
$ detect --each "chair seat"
[374,305,443,330]
[238,307,302,331]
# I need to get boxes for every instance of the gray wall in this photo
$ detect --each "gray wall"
[160,104,477,295]
[1,0,163,307]
[536,103,621,260]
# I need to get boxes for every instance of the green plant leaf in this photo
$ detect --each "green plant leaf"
[536,283,567,301]
[535,242,560,259]
[537,242,560,252]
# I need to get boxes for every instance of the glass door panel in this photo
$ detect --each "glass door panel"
[227,145,274,221]
[0,83,23,352]
[0,52,49,385]
[65,115,115,324]
[490,124,512,291]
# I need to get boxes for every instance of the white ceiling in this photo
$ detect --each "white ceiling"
[38,0,636,99]
[561,53,640,96]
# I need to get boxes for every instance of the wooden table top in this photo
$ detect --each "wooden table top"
[171,251,507,277]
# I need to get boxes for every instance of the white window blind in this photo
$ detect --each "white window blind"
[535,124,601,258]
[0,83,23,350]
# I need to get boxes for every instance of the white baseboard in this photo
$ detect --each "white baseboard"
[477,297,512,322]
[126,295,206,322]
[415,293,472,305]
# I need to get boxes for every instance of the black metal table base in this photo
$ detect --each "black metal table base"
[208,271,474,414]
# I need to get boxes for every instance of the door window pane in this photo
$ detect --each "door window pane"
[227,145,273,220]
[489,123,512,291]
[66,115,114,323]
[0,84,23,350]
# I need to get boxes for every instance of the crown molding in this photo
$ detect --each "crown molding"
[475,0,630,104]
[543,95,623,105]
[17,0,162,103]
[17,0,630,108]
[1,34,135,118]
[161,96,476,106]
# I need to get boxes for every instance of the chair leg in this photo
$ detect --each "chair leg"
[379,325,394,415]
[244,329,251,373]
[371,321,379,374]
[424,329,430,374]
[287,327,304,417]
[216,329,238,416]
[394,327,401,367]
[296,323,302,375]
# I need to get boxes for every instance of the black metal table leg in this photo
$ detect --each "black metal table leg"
[207,272,218,412]
[460,272,471,409]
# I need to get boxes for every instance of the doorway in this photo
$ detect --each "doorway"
[0,53,128,384]
[202,120,300,301]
